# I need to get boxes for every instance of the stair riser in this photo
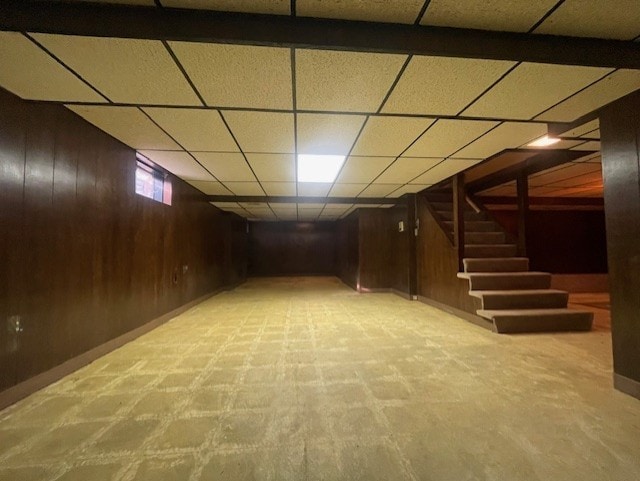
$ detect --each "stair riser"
[479,293,568,310]
[444,221,499,232]
[465,232,506,244]
[493,315,593,333]
[465,245,518,258]
[468,276,551,291]
[463,258,529,272]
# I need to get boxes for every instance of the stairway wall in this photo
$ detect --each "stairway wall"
[0,87,248,396]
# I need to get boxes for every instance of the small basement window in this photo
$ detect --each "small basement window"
[135,153,171,205]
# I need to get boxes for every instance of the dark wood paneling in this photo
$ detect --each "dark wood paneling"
[337,212,359,290]
[358,210,392,290]
[416,196,477,314]
[0,87,247,393]
[489,209,607,274]
[248,221,337,276]
[600,91,640,390]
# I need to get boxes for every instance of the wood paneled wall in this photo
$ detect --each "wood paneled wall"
[247,221,337,276]
[0,88,247,393]
[600,90,640,398]
[337,212,359,290]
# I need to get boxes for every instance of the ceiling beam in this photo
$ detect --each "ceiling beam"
[208,196,400,205]
[2,1,640,70]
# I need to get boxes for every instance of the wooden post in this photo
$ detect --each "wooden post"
[516,170,529,257]
[407,193,418,299]
[453,173,465,271]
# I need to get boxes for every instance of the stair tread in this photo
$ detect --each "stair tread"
[457,271,549,279]
[465,244,516,248]
[470,289,567,297]
[464,257,529,262]
[478,308,594,316]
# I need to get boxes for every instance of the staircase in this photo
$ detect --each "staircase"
[425,193,594,334]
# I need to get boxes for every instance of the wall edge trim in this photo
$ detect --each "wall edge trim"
[614,373,640,400]
[417,295,495,332]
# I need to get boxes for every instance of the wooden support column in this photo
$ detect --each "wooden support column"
[453,173,465,272]
[516,171,529,257]
[407,194,418,299]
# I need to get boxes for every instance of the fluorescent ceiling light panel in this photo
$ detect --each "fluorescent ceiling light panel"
[528,135,561,147]
[298,154,346,182]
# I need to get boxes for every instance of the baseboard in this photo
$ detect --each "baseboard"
[391,288,412,300]
[614,373,640,400]
[417,295,495,332]
[358,287,392,293]
[0,281,243,411]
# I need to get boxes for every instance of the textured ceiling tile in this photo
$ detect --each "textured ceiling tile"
[192,181,234,194]
[329,184,368,197]
[33,34,200,105]
[323,204,353,213]
[262,182,296,196]
[246,154,296,182]
[0,32,106,102]
[336,156,396,184]
[463,62,612,120]
[297,0,425,24]
[382,56,515,115]
[561,120,600,138]
[142,108,238,151]
[534,0,640,40]
[403,119,498,157]
[66,105,180,150]
[358,184,403,197]
[224,182,265,195]
[529,163,602,187]
[387,184,431,196]
[455,122,547,159]
[536,70,640,122]
[351,117,435,156]
[375,157,442,184]
[138,150,214,180]
[169,42,292,109]
[571,141,601,151]
[410,158,481,184]
[421,0,558,32]
[211,201,241,209]
[223,111,295,153]
[162,0,290,14]
[296,49,407,112]
[191,152,256,181]
[297,182,332,196]
[297,114,367,155]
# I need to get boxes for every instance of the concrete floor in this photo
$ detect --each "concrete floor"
[1,277,639,481]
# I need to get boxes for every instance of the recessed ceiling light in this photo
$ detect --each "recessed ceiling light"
[297,154,346,183]
[528,135,561,147]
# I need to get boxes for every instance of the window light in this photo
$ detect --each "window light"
[297,154,346,183]
[528,135,561,147]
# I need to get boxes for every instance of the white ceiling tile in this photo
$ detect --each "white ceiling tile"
[296,49,407,112]
[298,203,326,209]
[298,182,332,196]
[534,0,640,40]
[421,0,558,32]
[403,119,499,157]
[455,122,547,159]
[222,111,295,153]
[297,0,425,23]
[66,105,181,150]
[142,108,238,151]
[33,34,200,105]
[375,157,442,184]
[323,204,353,213]
[162,0,290,14]
[464,63,611,120]
[351,116,435,156]
[239,202,269,208]
[561,119,600,138]
[0,32,106,103]
[211,201,240,209]
[329,184,368,197]
[246,153,296,182]
[410,158,481,184]
[139,150,214,181]
[297,114,367,155]
[225,182,265,195]
[269,202,297,209]
[262,182,297,196]
[192,182,233,194]
[336,156,396,184]
[359,184,403,197]
[571,141,601,151]
[382,56,515,115]
[169,42,292,109]
[191,152,256,181]
[388,184,431,196]
[536,70,640,122]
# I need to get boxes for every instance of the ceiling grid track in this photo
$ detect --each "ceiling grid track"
[414,0,432,25]
[161,40,208,107]
[528,0,566,33]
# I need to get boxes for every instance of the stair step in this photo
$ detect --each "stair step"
[437,210,487,221]
[477,309,594,333]
[469,289,569,310]
[464,244,517,258]
[457,272,552,290]
[463,257,529,273]
[465,231,506,244]
[444,220,499,232]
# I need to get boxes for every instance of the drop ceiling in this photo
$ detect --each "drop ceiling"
[1,1,639,221]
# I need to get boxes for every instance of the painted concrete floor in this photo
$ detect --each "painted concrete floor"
[1,277,639,481]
